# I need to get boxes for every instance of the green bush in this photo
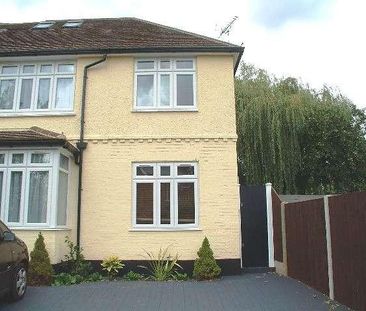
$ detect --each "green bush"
[123,271,144,281]
[139,246,182,281]
[101,256,125,280]
[52,236,103,286]
[53,272,103,286]
[63,236,92,277]
[28,232,54,286]
[173,272,189,281]
[193,237,221,280]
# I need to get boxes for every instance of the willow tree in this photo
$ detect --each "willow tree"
[235,63,366,194]
[236,64,306,193]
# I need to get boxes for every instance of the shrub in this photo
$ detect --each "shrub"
[63,236,91,277]
[123,271,144,281]
[173,272,189,281]
[53,272,103,286]
[140,246,182,281]
[101,256,125,280]
[193,237,221,280]
[28,232,54,286]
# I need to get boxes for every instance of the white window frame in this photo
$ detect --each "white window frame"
[132,162,198,230]
[0,61,76,115]
[0,148,70,229]
[134,58,197,111]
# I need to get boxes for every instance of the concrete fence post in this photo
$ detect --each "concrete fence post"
[265,183,274,268]
[324,195,335,300]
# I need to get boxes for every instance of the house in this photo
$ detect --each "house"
[0,18,244,274]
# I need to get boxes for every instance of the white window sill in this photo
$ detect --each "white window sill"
[10,227,71,231]
[129,227,201,232]
[132,108,198,113]
[0,112,76,118]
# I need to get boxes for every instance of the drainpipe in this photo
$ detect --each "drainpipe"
[76,55,107,247]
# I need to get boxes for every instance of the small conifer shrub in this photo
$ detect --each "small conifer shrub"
[28,232,54,286]
[192,237,221,280]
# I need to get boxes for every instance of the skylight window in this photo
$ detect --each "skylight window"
[63,20,83,28]
[33,21,55,29]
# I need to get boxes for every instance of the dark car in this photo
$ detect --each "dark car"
[0,220,29,301]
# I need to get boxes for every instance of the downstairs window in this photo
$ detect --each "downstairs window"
[0,150,70,228]
[133,162,198,229]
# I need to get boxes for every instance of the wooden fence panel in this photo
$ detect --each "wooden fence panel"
[285,198,329,295]
[272,189,283,262]
[329,192,366,311]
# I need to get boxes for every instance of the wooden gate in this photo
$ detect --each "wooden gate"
[240,185,268,267]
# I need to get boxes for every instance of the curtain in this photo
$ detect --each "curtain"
[27,171,48,223]
[57,171,68,225]
[8,171,22,222]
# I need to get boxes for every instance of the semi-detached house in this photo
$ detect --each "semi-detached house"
[0,18,244,273]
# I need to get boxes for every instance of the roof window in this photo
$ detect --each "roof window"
[63,20,83,28]
[33,21,55,29]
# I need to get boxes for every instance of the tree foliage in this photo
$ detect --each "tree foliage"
[236,63,366,194]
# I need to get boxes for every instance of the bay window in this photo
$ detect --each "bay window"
[0,62,75,114]
[133,162,198,229]
[134,58,196,110]
[0,150,70,228]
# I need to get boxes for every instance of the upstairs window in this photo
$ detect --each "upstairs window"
[0,62,75,114]
[134,58,196,111]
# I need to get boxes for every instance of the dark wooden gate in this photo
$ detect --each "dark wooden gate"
[240,185,268,267]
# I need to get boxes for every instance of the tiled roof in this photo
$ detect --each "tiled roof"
[0,18,244,57]
[0,127,79,156]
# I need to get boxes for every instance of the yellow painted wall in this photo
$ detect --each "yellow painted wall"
[1,54,240,262]
[81,139,240,260]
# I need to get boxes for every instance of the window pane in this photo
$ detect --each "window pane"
[37,78,51,109]
[160,60,171,69]
[1,66,17,74]
[22,65,35,74]
[160,183,170,224]
[137,61,154,70]
[19,79,33,109]
[58,64,74,73]
[178,182,195,224]
[0,172,3,215]
[8,171,22,222]
[0,79,16,110]
[136,183,154,224]
[159,74,170,106]
[136,166,153,176]
[0,154,4,164]
[136,75,154,107]
[55,78,73,109]
[176,60,193,69]
[160,166,170,176]
[60,154,69,171]
[31,153,50,163]
[40,65,53,73]
[12,154,24,164]
[176,74,194,106]
[177,165,195,176]
[57,171,68,225]
[27,171,48,223]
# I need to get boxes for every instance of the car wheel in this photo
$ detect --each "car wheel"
[8,264,27,302]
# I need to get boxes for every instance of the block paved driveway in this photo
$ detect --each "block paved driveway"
[0,273,348,311]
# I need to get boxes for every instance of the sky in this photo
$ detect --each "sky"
[1,0,365,108]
